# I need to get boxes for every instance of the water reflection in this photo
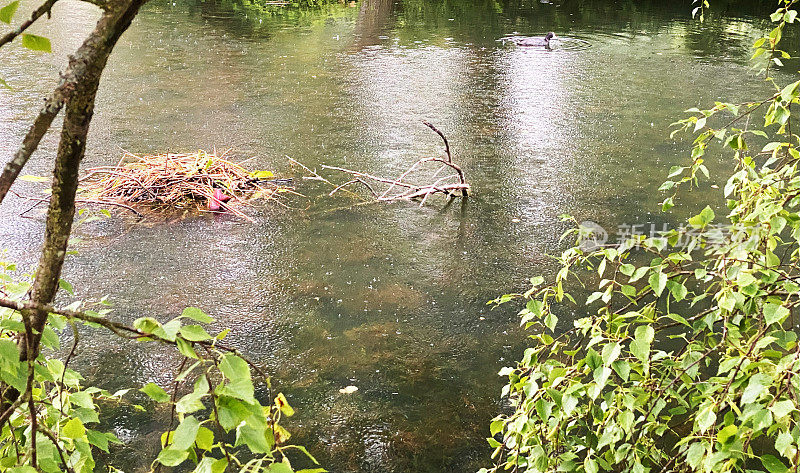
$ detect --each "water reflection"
[353,0,395,49]
[1,0,797,471]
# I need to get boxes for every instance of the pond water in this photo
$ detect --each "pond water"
[1,0,798,471]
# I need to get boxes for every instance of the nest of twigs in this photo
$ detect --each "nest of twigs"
[79,149,292,221]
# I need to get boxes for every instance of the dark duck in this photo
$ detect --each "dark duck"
[512,32,556,49]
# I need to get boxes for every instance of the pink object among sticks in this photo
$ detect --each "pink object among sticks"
[208,188,231,211]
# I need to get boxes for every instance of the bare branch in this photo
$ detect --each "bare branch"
[10,189,145,219]
[321,164,422,190]
[322,155,469,204]
[285,155,364,200]
[0,0,59,49]
[423,121,451,163]
[0,88,66,205]
[0,0,143,206]
[0,296,270,379]
[0,296,188,346]
[22,0,147,365]
[0,391,29,427]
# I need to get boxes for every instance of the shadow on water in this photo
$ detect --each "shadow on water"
[0,0,798,471]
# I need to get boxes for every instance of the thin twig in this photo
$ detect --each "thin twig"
[58,321,80,418]
[286,155,363,200]
[38,426,75,473]
[0,0,59,49]
[423,121,451,163]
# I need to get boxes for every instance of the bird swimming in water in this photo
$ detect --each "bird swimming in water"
[510,32,556,49]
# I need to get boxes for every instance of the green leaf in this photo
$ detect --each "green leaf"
[762,455,789,473]
[219,354,255,403]
[696,404,716,433]
[688,205,715,229]
[544,312,557,331]
[211,458,229,473]
[611,360,630,382]
[620,264,635,276]
[0,1,19,24]
[741,373,770,404]
[775,431,793,457]
[86,429,110,452]
[648,271,667,297]
[41,326,59,349]
[267,463,293,473]
[133,317,160,334]
[769,400,796,419]
[621,285,636,298]
[21,34,51,52]
[182,307,214,324]
[216,396,250,431]
[716,424,737,444]
[195,426,214,450]
[62,418,86,439]
[630,325,654,372]
[236,420,271,453]
[584,456,598,473]
[0,339,19,364]
[192,457,215,473]
[668,281,687,301]
[601,342,621,366]
[763,303,790,326]
[154,318,181,341]
[176,384,206,414]
[0,77,11,90]
[630,266,649,283]
[180,325,213,342]
[58,278,74,295]
[176,337,198,359]
[70,390,95,409]
[490,419,504,436]
[685,442,705,468]
[157,448,189,467]
[172,415,200,450]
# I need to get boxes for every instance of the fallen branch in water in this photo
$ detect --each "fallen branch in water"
[10,190,145,219]
[299,122,470,207]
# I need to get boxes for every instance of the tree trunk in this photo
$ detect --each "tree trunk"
[8,0,146,364]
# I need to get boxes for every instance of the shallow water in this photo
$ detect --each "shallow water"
[0,0,798,471]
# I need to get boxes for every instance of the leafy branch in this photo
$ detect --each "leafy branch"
[484,2,800,473]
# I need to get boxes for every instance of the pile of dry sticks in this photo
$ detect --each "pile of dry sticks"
[78,149,292,221]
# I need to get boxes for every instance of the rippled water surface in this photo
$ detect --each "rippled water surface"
[1,0,798,471]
